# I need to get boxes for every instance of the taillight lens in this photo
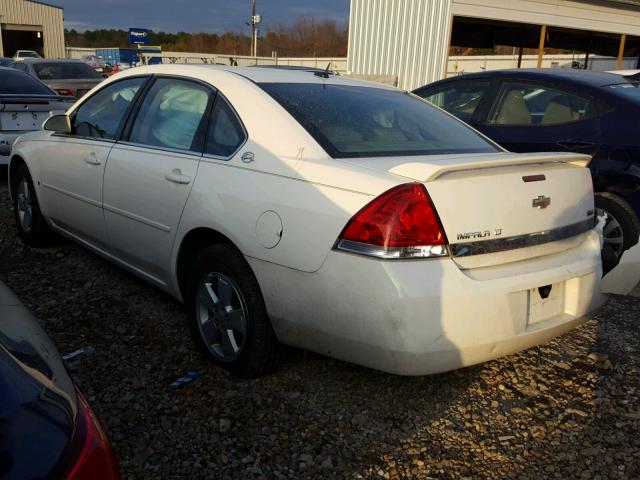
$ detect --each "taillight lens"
[65,393,119,480]
[55,88,74,96]
[336,183,449,259]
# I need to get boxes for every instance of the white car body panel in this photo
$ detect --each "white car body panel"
[103,143,200,283]
[9,65,608,375]
[249,229,604,375]
[41,136,111,250]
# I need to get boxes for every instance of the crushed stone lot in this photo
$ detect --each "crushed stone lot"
[0,177,639,479]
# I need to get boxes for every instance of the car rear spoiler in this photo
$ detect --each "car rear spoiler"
[0,94,73,105]
[389,152,592,182]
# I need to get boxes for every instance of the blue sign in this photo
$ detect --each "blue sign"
[129,28,148,45]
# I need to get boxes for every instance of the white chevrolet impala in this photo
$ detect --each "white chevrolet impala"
[8,65,607,377]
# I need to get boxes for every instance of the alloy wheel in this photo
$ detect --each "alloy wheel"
[597,208,624,259]
[16,178,33,233]
[196,272,248,362]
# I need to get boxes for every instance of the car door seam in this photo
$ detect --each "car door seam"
[102,202,172,232]
[40,181,101,208]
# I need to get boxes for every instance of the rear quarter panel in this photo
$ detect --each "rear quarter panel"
[590,104,640,215]
[174,154,398,279]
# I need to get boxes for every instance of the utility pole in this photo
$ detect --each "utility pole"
[251,0,256,57]
[250,0,261,57]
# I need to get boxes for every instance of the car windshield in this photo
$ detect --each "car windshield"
[260,83,498,158]
[33,62,102,80]
[0,69,54,95]
[608,82,640,100]
[18,51,39,58]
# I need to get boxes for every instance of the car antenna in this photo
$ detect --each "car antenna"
[314,62,332,79]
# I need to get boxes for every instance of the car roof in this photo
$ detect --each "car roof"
[114,64,399,90]
[422,68,637,90]
[0,65,25,72]
[18,58,86,64]
[251,65,330,73]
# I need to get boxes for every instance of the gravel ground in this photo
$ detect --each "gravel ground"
[0,175,639,479]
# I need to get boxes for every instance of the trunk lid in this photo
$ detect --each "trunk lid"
[343,152,596,268]
[0,95,74,131]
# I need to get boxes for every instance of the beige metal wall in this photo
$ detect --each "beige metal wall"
[451,0,640,36]
[0,0,65,58]
[347,0,640,90]
[347,0,453,90]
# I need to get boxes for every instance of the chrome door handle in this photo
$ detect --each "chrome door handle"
[165,169,191,185]
[84,152,101,165]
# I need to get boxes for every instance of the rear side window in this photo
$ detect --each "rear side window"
[260,83,498,158]
[73,77,146,139]
[205,96,246,157]
[419,81,490,123]
[0,69,53,95]
[33,62,102,80]
[129,78,211,152]
[486,82,595,126]
[17,51,39,58]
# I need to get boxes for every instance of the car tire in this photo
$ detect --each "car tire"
[11,164,59,247]
[186,243,280,378]
[595,192,640,275]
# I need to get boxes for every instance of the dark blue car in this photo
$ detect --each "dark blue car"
[0,280,119,479]
[414,69,640,272]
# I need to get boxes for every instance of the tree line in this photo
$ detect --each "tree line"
[65,17,348,57]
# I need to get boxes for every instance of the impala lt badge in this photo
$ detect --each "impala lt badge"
[532,195,551,209]
[456,228,503,241]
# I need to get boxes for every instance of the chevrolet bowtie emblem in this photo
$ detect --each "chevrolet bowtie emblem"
[532,195,551,209]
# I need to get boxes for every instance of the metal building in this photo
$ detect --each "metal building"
[0,0,65,59]
[347,0,640,90]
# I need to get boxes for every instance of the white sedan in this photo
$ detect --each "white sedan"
[8,65,607,377]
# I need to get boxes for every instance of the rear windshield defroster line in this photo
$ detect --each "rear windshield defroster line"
[259,83,498,159]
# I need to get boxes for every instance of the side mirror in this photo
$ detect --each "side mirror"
[43,115,71,134]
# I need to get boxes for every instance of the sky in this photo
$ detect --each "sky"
[48,0,350,33]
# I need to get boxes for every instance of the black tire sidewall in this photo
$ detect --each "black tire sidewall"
[186,244,278,378]
[595,193,640,274]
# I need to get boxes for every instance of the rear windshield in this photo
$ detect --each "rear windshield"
[17,51,39,58]
[608,82,640,100]
[33,62,102,80]
[0,69,54,95]
[259,83,499,158]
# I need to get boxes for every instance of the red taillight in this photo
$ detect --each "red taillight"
[337,183,449,259]
[55,88,74,96]
[65,394,119,480]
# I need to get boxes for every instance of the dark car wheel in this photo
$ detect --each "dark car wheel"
[186,243,280,378]
[595,193,640,275]
[11,164,59,247]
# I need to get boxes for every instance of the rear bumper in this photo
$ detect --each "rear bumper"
[0,131,22,164]
[249,229,607,375]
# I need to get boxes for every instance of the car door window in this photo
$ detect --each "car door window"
[487,82,595,126]
[72,77,146,139]
[205,96,246,158]
[419,81,490,123]
[129,78,211,152]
